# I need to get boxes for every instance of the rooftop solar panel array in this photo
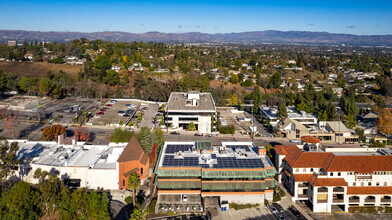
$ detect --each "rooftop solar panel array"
[162,155,199,167]
[214,157,264,168]
[165,144,194,153]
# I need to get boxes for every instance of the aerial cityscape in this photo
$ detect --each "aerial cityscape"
[1,1,392,220]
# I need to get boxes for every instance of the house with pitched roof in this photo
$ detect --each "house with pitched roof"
[275,142,392,213]
[118,136,150,190]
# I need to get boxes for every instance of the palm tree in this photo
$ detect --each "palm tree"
[127,172,141,206]
[130,203,147,220]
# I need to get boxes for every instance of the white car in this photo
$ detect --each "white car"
[183,194,188,202]
[290,139,301,143]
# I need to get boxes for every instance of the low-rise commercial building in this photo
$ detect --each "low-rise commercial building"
[260,105,317,128]
[166,92,217,133]
[14,136,149,190]
[155,141,277,214]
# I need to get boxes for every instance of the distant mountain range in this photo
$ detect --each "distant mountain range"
[1,30,392,46]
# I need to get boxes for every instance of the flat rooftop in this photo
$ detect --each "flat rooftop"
[166,92,216,112]
[158,141,273,169]
[15,141,125,169]
[261,105,316,120]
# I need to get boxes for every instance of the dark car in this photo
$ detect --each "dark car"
[206,134,213,137]
[100,109,106,112]
[273,203,284,212]
[105,104,113,107]
[141,107,148,110]
[170,131,180,135]
[194,133,203,136]
[267,204,277,213]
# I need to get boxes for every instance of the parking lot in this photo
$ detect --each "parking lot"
[90,100,140,126]
[138,103,160,129]
[218,108,254,135]
[218,204,297,220]
[36,98,101,124]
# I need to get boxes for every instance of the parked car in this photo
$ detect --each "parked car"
[100,109,107,112]
[109,100,117,104]
[290,139,300,143]
[105,104,113,107]
[206,134,213,137]
[267,204,278,213]
[276,213,285,220]
[194,133,203,136]
[118,111,125,116]
[182,194,188,202]
[141,106,148,110]
[273,203,284,212]
[170,131,180,135]
[96,112,104,115]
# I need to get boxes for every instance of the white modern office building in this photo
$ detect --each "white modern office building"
[260,105,317,128]
[166,92,217,133]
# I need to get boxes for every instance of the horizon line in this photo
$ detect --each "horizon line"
[1,29,392,37]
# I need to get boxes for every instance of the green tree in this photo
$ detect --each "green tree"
[0,138,20,181]
[241,79,254,87]
[230,74,239,84]
[270,72,282,88]
[343,114,357,129]
[110,128,135,143]
[137,127,153,154]
[94,54,112,69]
[355,128,366,142]
[188,122,196,131]
[39,76,54,96]
[277,101,287,118]
[318,110,328,121]
[104,70,120,86]
[130,203,147,220]
[296,102,310,113]
[127,173,141,206]
[1,181,39,219]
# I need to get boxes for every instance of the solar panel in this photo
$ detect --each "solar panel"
[165,144,194,153]
[215,157,264,168]
[162,155,199,167]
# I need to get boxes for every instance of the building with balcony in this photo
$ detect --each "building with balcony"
[166,92,217,133]
[275,143,392,213]
[259,105,317,128]
[155,141,277,214]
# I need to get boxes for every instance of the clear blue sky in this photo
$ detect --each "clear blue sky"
[0,0,391,35]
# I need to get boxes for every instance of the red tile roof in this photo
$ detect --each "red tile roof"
[117,136,149,164]
[291,152,333,168]
[347,187,392,195]
[309,175,348,187]
[293,174,313,182]
[323,155,392,173]
[300,136,321,144]
[275,145,302,166]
